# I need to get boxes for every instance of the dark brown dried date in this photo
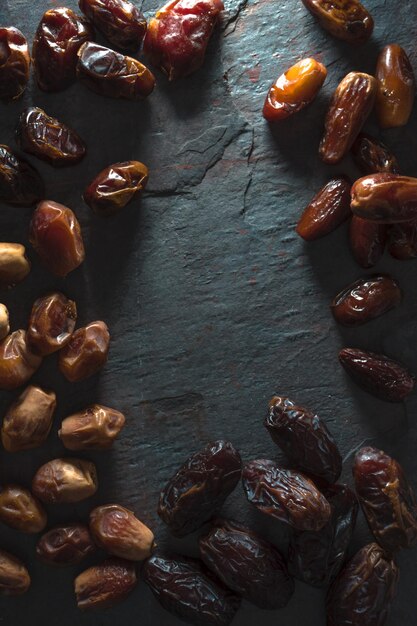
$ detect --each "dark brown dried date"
[33,8,94,92]
[27,292,77,356]
[0,27,30,101]
[296,177,351,241]
[301,0,373,44]
[79,0,147,51]
[75,558,137,609]
[143,554,240,626]
[331,275,402,327]
[200,519,294,609]
[389,220,417,259]
[59,404,125,450]
[144,0,224,80]
[58,321,110,382]
[0,145,44,207]
[84,161,149,215]
[339,347,414,402]
[16,107,86,168]
[77,42,155,100]
[376,44,415,129]
[264,396,342,483]
[353,446,417,552]
[158,440,242,537]
[326,543,398,626]
[288,484,358,587]
[350,216,387,268]
[352,133,399,175]
[0,550,30,595]
[0,485,47,534]
[0,330,42,391]
[351,174,417,223]
[242,459,331,531]
[37,524,96,566]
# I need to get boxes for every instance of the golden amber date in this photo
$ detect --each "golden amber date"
[0,330,42,391]
[301,0,373,43]
[0,550,30,595]
[0,27,30,101]
[351,174,417,223]
[27,292,77,356]
[58,321,110,382]
[32,458,98,504]
[319,72,376,165]
[296,177,351,241]
[0,243,30,287]
[84,161,149,215]
[351,133,399,175]
[75,558,137,609]
[349,216,387,268]
[0,304,9,340]
[0,485,47,534]
[37,524,96,566]
[263,58,327,122]
[59,404,125,450]
[376,44,415,129]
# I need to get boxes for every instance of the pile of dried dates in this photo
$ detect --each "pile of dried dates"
[0,0,416,625]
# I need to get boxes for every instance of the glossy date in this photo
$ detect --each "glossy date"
[264,396,342,483]
[0,27,30,101]
[200,519,294,609]
[376,44,415,129]
[0,330,42,391]
[158,440,242,537]
[296,176,351,241]
[353,446,417,552]
[351,174,417,223]
[37,524,96,566]
[352,133,399,175]
[143,554,240,626]
[350,216,387,268]
[78,0,147,51]
[84,161,149,215]
[301,0,373,43]
[27,292,77,356]
[326,543,398,626]
[58,321,110,382]
[0,145,44,207]
[242,459,331,531]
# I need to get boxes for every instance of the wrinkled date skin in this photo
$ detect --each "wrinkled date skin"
[262,58,327,122]
[352,133,399,175]
[59,404,125,450]
[0,145,44,207]
[350,216,387,268]
[143,554,241,626]
[0,243,30,288]
[288,484,358,587]
[296,176,351,241]
[77,42,155,99]
[32,458,98,504]
[326,543,399,626]
[200,519,294,609]
[79,0,147,51]
[58,321,110,382]
[353,446,417,552]
[75,558,137,610]
[320,72,376,165]
[27,292,77,356]
[30,201,85,277]
[144,0,224,80]
[16,107,86,167]
[1,385,56,452]
[389,220,417,260]
[33,8,94,92]
[301,0,373,43]
[37,524,96,566]
[0,485,47,534]
[0,27,30,101]
[90,504,155,561]
[376,44,415,129]
[351,174,417,223]
[331,275,402,327]
[242,460,331,531]
[339,347,414,402]
[0,550,30,596]
[0,330,42,391]
[158,440,242,537]
[264,396,342,483]
[84,161,149,215]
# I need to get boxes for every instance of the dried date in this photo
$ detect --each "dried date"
[353,446,417,552]
[0,330,42,391]
[301,0,373,43]
[59,404,125,450]
[376,44,415,129]
[351,174,417,223]
[0,243,30,288]
[158,440,242,537]
[0,550,30,595]
[77,42,155,99]
[79,0,147,51]
[33,8,94,92]
[389,220,417,260]
[0,27,30,101]
[242,459,331,531]
[58,321,110,382]
[37,524,95,566]
[27,292,77,356]
[319,72,376,165]
[288,484,358,587]
[262,57,327,122]
[30,201,85,277]
[200,519,294,609]
[75,558,137,609]
[339,347,414,402]
[264,396,342,483]
[352,133,399,175]
[349,216,387,268]
[0,304,9,340]
[331,275,401,327]
[143,554,240,626]
[84,161,149,215]
[0,145,44,207]
[296,177,351,241]
[326,543,398,626]
[16,107,86,167]
[144,0,224,80]
[0,485,47,534]
[32,458,98,504]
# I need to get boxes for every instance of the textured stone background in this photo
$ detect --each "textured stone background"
[0,0,417,624]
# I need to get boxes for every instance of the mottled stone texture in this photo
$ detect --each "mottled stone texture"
[0,0,417,624]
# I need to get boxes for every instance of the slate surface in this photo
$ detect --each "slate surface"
[0,0,417,624]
